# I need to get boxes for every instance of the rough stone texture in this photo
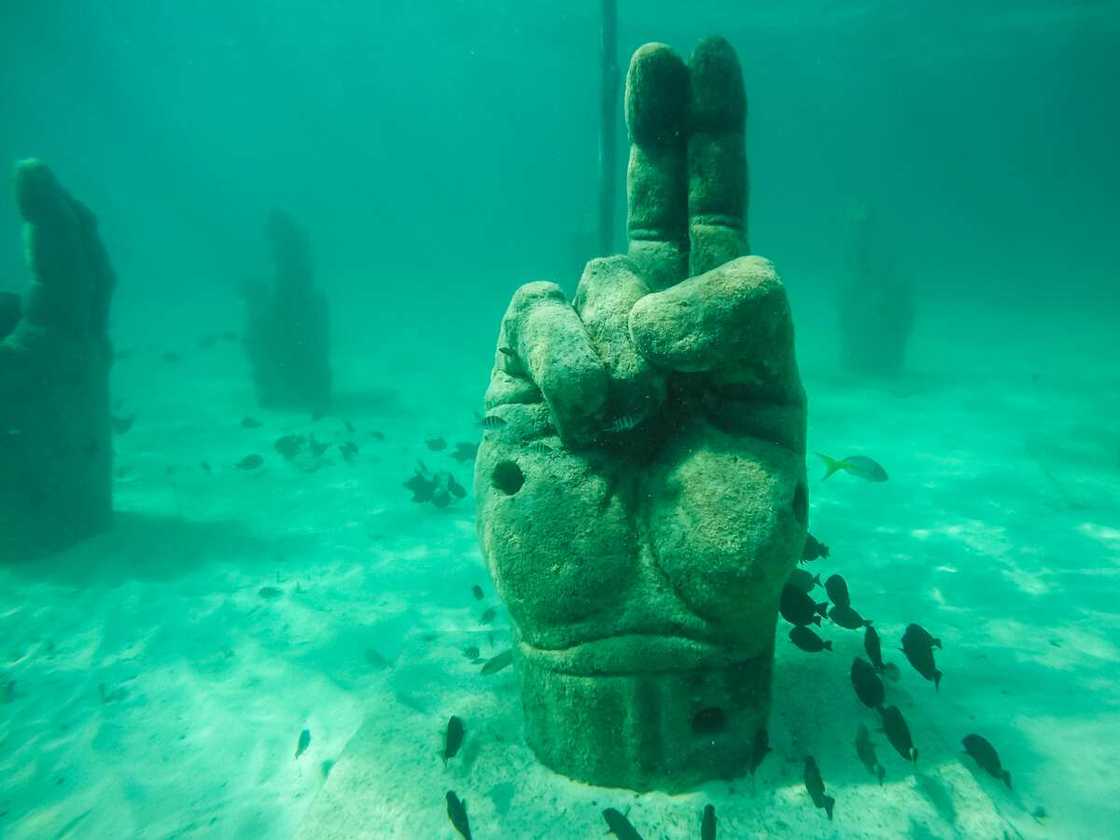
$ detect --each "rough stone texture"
[839,204,914,376]
[243,209,331,413]
[475,38,807,792]
[0,159,115,558]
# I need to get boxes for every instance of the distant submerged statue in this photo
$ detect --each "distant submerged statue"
[838,203,914,376]
[242,209,331,414]
[474,38,807,791]
[0,160,116,557]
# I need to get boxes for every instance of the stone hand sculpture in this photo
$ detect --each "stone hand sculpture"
[475,38,807,791]
[243,209,331,414]
[0,160,115,557]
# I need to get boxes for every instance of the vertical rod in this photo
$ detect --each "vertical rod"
[598,0,619,256]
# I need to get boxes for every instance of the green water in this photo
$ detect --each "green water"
[1,2,1117,838]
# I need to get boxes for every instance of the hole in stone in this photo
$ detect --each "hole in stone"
[692,706,726,735]
[492,460,525,495]
[792,482,807,525]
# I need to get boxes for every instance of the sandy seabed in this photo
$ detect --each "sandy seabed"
[2,285,1118,839]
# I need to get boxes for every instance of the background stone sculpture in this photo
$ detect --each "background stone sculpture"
[242,209,331,414]
[838,203,914,376]
[475,38,808,791]
[0,160,115,558]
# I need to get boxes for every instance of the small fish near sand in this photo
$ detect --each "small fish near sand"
[471,584,485,601]
[477,411,507,431]
[701,803,717,840]
[273,434,305,459]
[829,604,872,630]
[240,416,262,429]
[780,584,826,627]
[817,453,889,482]
[789,625,832,653]
[258,586,283,600]
[851,657,886,710]
[451,442,478,463]
[479,607,496,624]
[480,649,513,675]
[803,756,835,820]
[787,567,821,594]
[446,791,473,840]
[603,807,644,840]
[865,626,902,681]
[855,724,886,784]
[403,463,467,508]
[443,715,465,764]
[425,435,447,451]
[236,454,264,470]
[962,734,1012,788]
[802,532,830,562]
[902,623,943,690]
[295,728,311,759]
[824,574,851,609]
[879,705,918,763]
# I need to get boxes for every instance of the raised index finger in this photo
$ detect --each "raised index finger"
[687,37,748,277]
[625,43,690,292]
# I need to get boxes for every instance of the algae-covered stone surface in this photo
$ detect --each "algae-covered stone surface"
[474,38,807,791]
[0,159,115,558]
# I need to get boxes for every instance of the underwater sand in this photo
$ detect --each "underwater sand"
[1,282,1118,839]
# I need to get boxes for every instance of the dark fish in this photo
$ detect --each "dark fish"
[404,465,436,503]
[851,657,885,710]
[480,607,496,624]
[273,434,305,459]
[295,728,311,759]
[603,808,644,840]
[802,532,830,562]
[308,436,329,458]
[829,604,871,629]
[446,791,472,840]
[817,453,888,482]
[197,334,218,349]
[451,442,478,463]
[462,645,480,661]
[803,756,835,820]
[200,461,212,474]
[480,414,506,430]
[749,727,771,775]
[162,351,180,364]
[498,346,515,358]
[471,584,485,601]
[902,625,942,690]
[903,623,942,650]
[787,568,821,594]
[824,574,850,609]
[363,648,389,669]
[855,724,885,784]
[790,626,832,653]
[111,414,135,434]
[846,658,882,712]
[701,803,716,840]
[258,586,282,600]
[236,454,264,470]
[426,436,447,451]
[370,430,385,441]
[879,705,918,762]
[344,420,355,434]
[240,416,262,429]
[2,679,15,704]
[780,584,826,627]
[339,441,359,462]
[480,649,513,675]
[864,625,885,670]
[962,734,1011,788]
[443,715,465,763]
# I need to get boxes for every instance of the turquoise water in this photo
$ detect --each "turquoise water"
[1,2,1118,838]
